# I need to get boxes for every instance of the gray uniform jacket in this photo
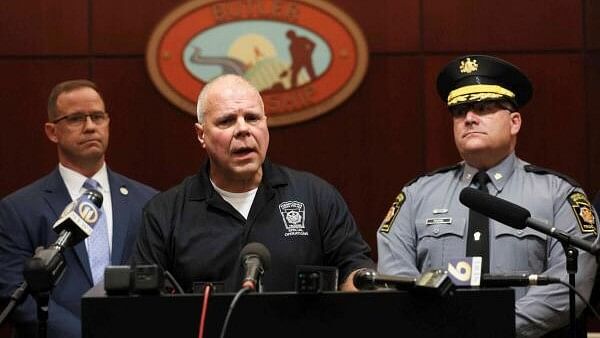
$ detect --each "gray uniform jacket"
[377,153,598,338]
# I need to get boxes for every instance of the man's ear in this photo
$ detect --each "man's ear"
[194,123,205,148]
[44,123,58,143]
[510,112,521,135]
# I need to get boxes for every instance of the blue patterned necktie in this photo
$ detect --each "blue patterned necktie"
[83,178,110,285]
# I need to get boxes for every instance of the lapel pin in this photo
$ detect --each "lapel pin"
[120,186,129,196]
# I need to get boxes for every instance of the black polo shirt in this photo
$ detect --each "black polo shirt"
[133,159,374,292]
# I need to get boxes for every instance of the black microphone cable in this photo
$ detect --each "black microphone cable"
[556,280,600,321]
[0,281,28,326]
[219,286,251,338]
[164,270,184,294]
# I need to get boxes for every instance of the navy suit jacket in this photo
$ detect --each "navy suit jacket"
[0,167,157,338]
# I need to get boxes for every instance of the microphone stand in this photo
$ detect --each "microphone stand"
[22,245,68,338]
[0,252,59,338]
[33,290,49,338]
[561,242,578,338]
[0,281,50,338]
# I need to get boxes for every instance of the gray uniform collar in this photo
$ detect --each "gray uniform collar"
[461,153,517,193]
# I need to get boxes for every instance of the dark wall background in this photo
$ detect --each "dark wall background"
[1,0,599,278]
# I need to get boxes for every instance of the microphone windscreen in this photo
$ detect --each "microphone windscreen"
[240,242,271,270]
[84,189,104,208]
[459,187,530,229]
[352,268,377,290]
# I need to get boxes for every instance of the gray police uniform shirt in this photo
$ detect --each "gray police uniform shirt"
[377,152,598,338]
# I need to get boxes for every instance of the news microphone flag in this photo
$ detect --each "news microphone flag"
[447,257,482,286]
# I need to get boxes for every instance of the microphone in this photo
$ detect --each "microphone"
[446,257,559,287]
[459,187,598,254]
[240,242,271,291]
[459,187,528,229]
[24,189,103,292]
[481,273,560,287]
[353,268,416,290]
[52,189,103,247]
[353,268,454,296]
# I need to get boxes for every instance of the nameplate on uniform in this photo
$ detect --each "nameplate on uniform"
[426,217,452,226]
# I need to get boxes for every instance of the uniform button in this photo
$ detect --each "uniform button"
[433,227,439,234]
[517,230,523,235]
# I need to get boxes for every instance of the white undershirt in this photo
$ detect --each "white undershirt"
[58,163,113,253]
[211,180,257,219]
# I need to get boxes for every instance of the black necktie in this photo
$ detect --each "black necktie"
[466,171,491,274]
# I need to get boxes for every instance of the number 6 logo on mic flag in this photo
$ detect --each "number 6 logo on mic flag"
[447,257,482,286]
[77,200,99,224]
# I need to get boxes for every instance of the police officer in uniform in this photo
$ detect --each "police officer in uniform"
[376,55,598,337]
[133,74,374,293]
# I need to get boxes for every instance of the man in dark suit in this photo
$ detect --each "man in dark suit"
[0,80,157,338]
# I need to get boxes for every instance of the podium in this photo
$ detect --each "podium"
[82,287,515,337]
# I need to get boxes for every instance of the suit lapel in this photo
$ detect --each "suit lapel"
[43,168,93,284]
[73,241,92,284]
[108,171,131,264]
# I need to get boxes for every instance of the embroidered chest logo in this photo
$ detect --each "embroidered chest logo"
[279,201,308,236]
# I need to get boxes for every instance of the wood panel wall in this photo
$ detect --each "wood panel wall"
[1,2,599,329]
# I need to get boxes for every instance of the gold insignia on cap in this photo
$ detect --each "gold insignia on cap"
[459,57,478,74]
[379,192,405,233]
[567,192,597,235]
[447,84,516,106]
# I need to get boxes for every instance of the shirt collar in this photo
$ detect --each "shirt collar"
[190,158,286,201]
[461,153,517,192]
[58,162,110,200]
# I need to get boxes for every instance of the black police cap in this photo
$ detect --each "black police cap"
[436,55,533,109]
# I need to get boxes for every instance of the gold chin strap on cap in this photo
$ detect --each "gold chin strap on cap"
[447,84,515,106]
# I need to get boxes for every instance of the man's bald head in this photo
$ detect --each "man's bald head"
[196,74,264,123]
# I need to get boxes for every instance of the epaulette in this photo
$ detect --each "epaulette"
[524,164,581,188]
[405,163,462,187]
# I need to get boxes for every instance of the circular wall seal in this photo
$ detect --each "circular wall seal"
[146,0,368,126]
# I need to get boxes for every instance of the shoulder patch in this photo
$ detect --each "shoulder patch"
[524,165,581,188]
[379,192,405,234]
[567,191,597,235]
[405,163,462,187]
